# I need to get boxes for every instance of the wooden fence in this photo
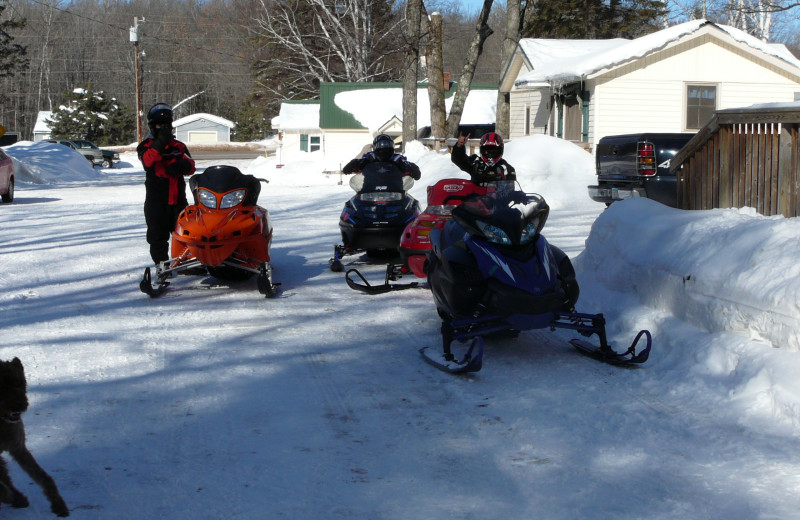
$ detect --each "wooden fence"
[671,106,800,217]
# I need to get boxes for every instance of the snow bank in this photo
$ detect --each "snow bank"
[6,141,98,183]
[575,198,800,351]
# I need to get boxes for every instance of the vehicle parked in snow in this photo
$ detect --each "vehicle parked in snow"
[0,148,14,203]
[588,133,694,208]
[45,139,120,168]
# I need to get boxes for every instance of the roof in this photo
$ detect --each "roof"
[515,20,800,88]
[328,82,498,133]
[274,82,499,133]
[173,112,234,129]
[516,38,627,70]
[33,111,53,133]
[275,100,321,131]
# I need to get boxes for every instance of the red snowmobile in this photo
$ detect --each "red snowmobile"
[139,165,279,298]
[345,177,487,294]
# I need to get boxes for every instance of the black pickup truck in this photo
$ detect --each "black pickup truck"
[588,133,694,208]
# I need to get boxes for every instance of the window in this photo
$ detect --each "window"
[300,134,320,152]
[525,106,531,136]
[686,84,716,130]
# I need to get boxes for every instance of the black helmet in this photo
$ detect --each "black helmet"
[147,103,173,131]
[479,132,504,166]
[372,133,394,162]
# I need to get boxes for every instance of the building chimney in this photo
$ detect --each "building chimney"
[443,72,451,91]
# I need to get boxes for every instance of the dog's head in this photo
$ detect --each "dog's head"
[0,358,28,424]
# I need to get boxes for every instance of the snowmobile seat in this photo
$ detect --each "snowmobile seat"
[190,165,262,206]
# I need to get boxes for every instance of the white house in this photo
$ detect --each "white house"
[272,82,498,164]
[33,111,53,142]
[500,20,800,152]
[271,100,322,164]
[172,113,235,143]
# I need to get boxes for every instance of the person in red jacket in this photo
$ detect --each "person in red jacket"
[137,103,196,264]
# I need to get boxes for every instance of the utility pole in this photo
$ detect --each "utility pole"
[130,17,144,142]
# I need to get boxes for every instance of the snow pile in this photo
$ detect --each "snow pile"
[5,141,99,183]
[576,198,800,351]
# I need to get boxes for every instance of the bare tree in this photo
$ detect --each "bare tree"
[495,0,528,137]
[402,0,423,147]
[426,11,446,138]
[666,0,799,39]
[252,0,403,101]
[445,0,494,137]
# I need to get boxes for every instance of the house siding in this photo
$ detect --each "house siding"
[509,88,550,139]
[589,35,800,151]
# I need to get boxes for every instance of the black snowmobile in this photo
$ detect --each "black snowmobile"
[422,183,651,374]
[330,161,420,272]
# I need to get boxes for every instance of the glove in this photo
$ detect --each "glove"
[511,191,527,204]
[410,169,421,181]
[172,157,194,176]
[474,159,489,176]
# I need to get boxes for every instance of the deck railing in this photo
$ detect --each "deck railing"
[671,106,800,217]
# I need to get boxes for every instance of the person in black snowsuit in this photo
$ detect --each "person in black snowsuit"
[137,102,196,264]
[342,133,422,180]
[451,131,516,186]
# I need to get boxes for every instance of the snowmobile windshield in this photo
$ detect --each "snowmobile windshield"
[454,191,549,246]
[348,162,412,194]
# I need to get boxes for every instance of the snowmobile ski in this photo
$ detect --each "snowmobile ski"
[344,266,421,294]
[570,329,651,366]
[139,266,169,298]
[257,262,281,298]
[419,336,484,374]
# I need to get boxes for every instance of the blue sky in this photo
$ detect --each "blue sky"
[457,0,501,14]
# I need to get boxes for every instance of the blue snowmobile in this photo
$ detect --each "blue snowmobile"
[422,182,651,373]
[330,161,420,272]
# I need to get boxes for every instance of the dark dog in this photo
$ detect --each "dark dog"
[0,358,69,517]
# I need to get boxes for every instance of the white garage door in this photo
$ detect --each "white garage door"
[188,131,218,143]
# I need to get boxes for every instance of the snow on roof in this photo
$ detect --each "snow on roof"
[517,38,628,70]
[515,20,800,88]
[333,88,497,133]
[33,111,53,133]
[173,112,235,129]
[275,103,321,131]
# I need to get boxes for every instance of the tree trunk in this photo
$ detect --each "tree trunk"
[495,0,526,138]
[445,0,494,138]
[402,0,423,150]
[427,12,446,139]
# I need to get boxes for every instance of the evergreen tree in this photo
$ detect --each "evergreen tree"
[524,0,666,39]
[232,98,272,142]
[0,0,28,112]
[48,87,136,145]
[0,1,28,80]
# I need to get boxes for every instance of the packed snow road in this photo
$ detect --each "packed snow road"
[1,140,799,519]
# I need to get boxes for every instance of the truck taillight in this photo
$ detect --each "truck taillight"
[637,142,655,176]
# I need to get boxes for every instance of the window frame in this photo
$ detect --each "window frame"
[685,83,718,131]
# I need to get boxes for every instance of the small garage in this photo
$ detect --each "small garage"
[172,113,235,143]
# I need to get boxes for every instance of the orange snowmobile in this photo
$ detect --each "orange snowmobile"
[139,165,279,298]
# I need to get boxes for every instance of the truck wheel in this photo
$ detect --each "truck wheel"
[102,157,112,168]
